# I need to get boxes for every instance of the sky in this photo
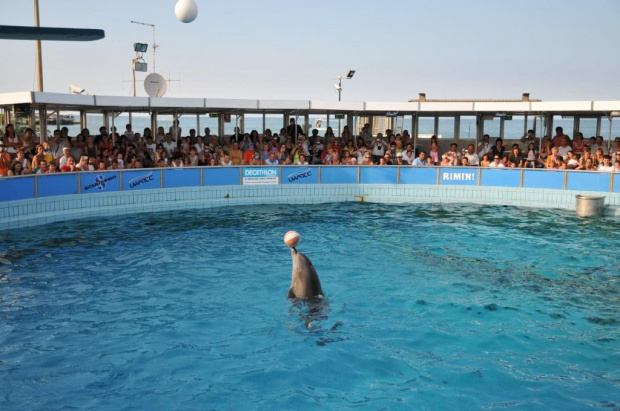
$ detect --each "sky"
[1,0,619,102]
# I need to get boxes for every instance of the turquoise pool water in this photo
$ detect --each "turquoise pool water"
[0,203,618,409]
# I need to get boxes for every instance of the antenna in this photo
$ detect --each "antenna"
[144,73,167,98]
[166,70,181,94]
[131,20,158,72]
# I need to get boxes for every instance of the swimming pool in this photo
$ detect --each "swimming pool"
[0,203,618,409]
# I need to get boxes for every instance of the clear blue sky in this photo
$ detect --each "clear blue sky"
[1,0,619,102]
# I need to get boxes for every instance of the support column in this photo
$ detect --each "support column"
[346,114,353,138]
[34,0,44,92]
[218,114,225,142]
[151,111,157,137]
[39,105,47,142]
[500,117,505,140]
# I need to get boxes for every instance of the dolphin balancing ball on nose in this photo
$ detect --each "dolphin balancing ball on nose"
[283,230,301,248]
[285,231,323,299]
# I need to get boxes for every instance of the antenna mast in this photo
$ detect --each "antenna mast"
[130,20,158,72]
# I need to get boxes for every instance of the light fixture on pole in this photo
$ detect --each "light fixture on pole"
[333,70,355,137]
[334,70,356,102]
[131,42,148,97]
[131,21,158,72]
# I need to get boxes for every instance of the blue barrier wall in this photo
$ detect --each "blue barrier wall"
[203,168,239,186]
[164,169,200,188]
[0,177,34,201]
[38,174,78,197]
[322,167,357,184]
[400,168,437,185]
[523,170,565,189]
[567,171,610,192]
[1,166,618,203]
[361,167,397,184]
[481,169,520,188]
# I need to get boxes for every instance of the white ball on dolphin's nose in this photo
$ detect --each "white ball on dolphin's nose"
[284,231,300,247]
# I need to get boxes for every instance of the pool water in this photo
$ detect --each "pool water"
[0,203,618,410]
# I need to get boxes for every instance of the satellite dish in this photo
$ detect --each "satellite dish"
[144,73,167,98]
[175,0,198,23]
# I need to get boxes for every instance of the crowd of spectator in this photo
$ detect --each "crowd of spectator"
[2,120,620,177]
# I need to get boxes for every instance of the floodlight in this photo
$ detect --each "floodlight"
[134,61,148,72]
[134,42,148,53]
[70,84,85,94]
[347,70,356,79]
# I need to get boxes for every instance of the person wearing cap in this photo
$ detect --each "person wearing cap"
[0,141,11,176]
[395,152,405,166]
[58,147,74,168]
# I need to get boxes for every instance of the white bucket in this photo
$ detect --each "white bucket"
[576,195,605,217]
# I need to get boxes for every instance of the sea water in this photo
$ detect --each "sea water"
[0,203,618,410]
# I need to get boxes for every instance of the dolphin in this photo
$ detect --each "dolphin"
[287,247,323,299]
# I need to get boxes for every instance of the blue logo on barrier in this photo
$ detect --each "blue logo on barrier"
[84,174,117,192]
[95,175,106,190]
[287,168,312,183]
[128,172,155,189]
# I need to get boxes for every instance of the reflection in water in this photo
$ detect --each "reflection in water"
[289,297,345,346]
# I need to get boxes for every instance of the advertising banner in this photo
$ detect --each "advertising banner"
[123,170,161,191]
[242,167,279,185]
[81,172,120,194]
[282,167,318,185]
[439,167,478,186]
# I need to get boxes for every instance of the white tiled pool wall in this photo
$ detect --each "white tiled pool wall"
[2,184,619,230]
